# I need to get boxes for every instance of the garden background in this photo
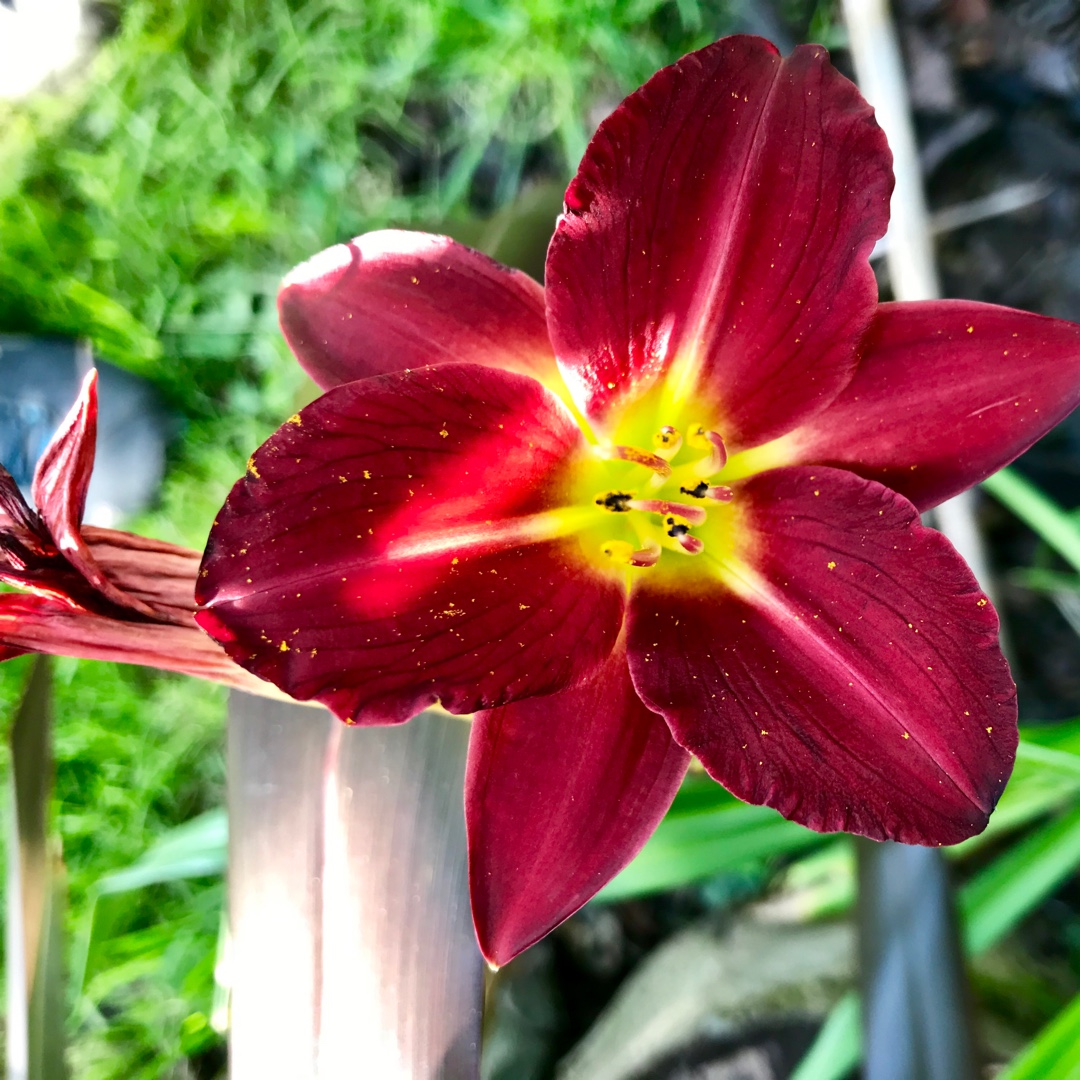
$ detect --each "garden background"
[5,0,1080,1077]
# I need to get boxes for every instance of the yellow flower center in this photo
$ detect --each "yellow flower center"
[570,415,743,579]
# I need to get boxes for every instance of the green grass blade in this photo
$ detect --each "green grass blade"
[982,469,1080,573]
[961,803,1080,955]
[789,992,860,1080]
[997,993,1080,1079]
[93,808,227,895]
[599,784,823,901]
[6,656,68,1080]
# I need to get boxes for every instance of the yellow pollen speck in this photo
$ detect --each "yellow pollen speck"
[287,413,302,426]
[279,641,289,652]
[452,557,459,565]
[363,470,372,479]
[977,597,988,607]
[902,731,910,739]
[813,490,820,496]
[760,729,769,736]
[339,475,348,483]
[827,560,836,570]
[410,276,419,284]
[964,710,970,716]
[606,381,616,389]
[310,649,318,657]
[986,726,993,734]
[966,326,974,333]
[439,427,449,438]
[518,603,529,610]
[247,456,260,478]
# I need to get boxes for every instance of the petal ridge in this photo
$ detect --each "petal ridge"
[278,230,557,390]
[627,465,1016,845]
[546,36,892,446]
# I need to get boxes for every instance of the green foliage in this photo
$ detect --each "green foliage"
[0,0,732,415]
[0,657,228,1077]
[983,469,1080,576]
[997,992,1080,1080]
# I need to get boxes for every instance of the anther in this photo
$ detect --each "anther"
[626,499,707,526]
[675,532,704,555]
[596,444,672,478]
[595,491,634,513]
[600,539,661,567]
[665,521,703,554]
[652,425,683,459]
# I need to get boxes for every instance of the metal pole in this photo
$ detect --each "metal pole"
[226,696,482,1079]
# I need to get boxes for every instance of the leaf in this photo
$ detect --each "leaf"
[982,469,1080,574]
[997,992,1080,1080]
[961,803,1080,955]
[599,776,824,902]
[93,808,227,896]
[7,655,68,1079]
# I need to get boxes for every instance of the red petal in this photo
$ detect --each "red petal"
[770,300,1080,510]
[197,364,625,725]
[278,231,558,390]
[31,368,97,546]
[546,36,890,445]
[0,464,40,537]
[27,371,157,617]
[83,527,202,623]
[467,643,689,966]
[627,466,1016,845]
[0,593,280,695]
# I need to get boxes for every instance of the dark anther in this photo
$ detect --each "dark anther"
[680,481,709,499]
[596,491,633,512]
[667,522,690,538]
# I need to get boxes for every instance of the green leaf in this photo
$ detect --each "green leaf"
[94,808,227,896]
[73,808,227,994]
[599,777,824,901]
[982,469,1080,574]
[997,993,1080,1080]
[789,992,860,1080]
[961,803,1080,955]
[7,656,68,1080]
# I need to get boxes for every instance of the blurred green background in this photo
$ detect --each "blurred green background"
[9,1,1080,1078]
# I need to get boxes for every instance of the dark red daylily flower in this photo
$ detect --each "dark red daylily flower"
[0,370,295,698]
[196,36,1080,965]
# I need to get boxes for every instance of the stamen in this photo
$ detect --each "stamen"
[626,499,707,526]
[705,485,734,502]
[706,431,728,469]
[680,481,709,499]
[686,425,728,476]
[652,425,683,459]
[687,423,711,450]
[595,491,634,513]
[675,532,704,555]
[600,539,661,567]
[596,444,672,478]
[664,521,703,553]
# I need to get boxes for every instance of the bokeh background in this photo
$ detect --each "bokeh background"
[4,1,1080,1077]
